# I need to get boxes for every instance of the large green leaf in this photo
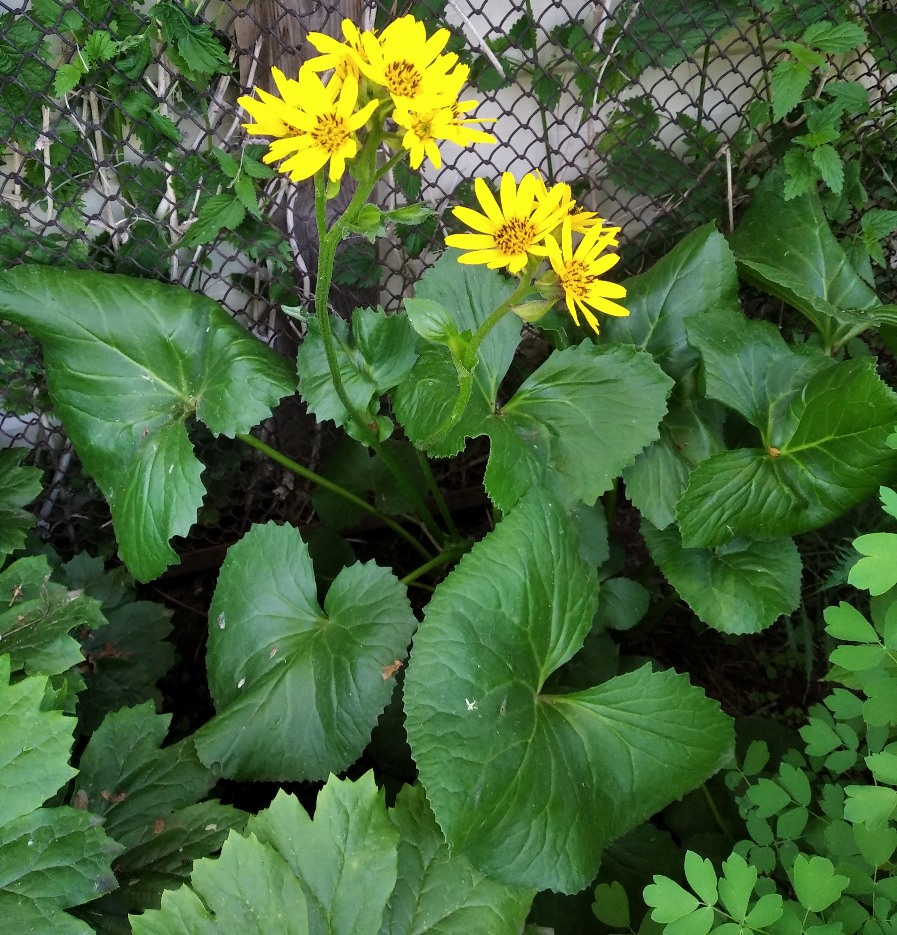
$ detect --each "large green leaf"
[642,522,802,635]
[248,774,398,935]
[400,341,672,513]
[380,784,533,935]
[0,266,296,581]
[0,656,122,928]
[195,522,417,780]
[623,394,725,529]
[484,343,673,510]
[729,173,890,343]
[404,492,734,893]
[677,358,897,547]
[685,306,831,437]
[601,223,740,381]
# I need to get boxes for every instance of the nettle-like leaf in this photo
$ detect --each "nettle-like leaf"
[195,522,418,781]
[381,784,533,935]
[0,655,122,933]
[132,773,531,935]
[57,555,175,729]
[0,553,106,677]
[247,775,397,935]
[729,172,895,344]
[0,448,42,558]
[404,491,734,893]
[398,339,672,513]
[677,306,897,547]
[129,825,311,935]
[0,266,296,581]
[298,306,418,442]
[72,703,244,923]
[642,522,802,634]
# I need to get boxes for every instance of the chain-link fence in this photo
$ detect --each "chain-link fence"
[2,0,895,557]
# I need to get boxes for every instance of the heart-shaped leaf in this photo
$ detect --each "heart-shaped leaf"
[0,266,296,581]
[399,341,672,513]
[404,491,733,893]
[623,394,725,529]
[483,343,673,511]
[297,306,417,441]
[195,522,417,781]
[642,522,802,634]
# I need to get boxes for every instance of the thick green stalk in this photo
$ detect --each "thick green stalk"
[421,275,535,449]
[236,432,433,561]
[400,537,472,586]
[415,448,461,541]
[311,169,448,544]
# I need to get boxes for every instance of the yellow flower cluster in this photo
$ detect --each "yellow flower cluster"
[237,16,496,182]
[446,172,628,333]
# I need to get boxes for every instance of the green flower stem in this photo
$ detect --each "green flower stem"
[236,431,434,561]
[415,448,461,540]
[421,275,535,449]
[400,537,472,586]
[311,171,449,546]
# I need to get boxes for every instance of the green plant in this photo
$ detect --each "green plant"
[3,9,897,934]
[590,472,897,933]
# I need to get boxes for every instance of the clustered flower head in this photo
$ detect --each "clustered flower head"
[446,171,629,333]
[237,15,496,182]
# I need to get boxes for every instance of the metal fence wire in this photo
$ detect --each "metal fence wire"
[1,0,895,557]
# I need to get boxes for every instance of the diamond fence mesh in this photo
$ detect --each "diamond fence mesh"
[1,0,895,559]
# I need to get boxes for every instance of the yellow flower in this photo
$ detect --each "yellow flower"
[545,217,629,333]
[238,68,379,183]
[446,173,569,274]
[534,174,599,234]
[305,19,369,80]
[356,14,460,108]
[393,98,496,169]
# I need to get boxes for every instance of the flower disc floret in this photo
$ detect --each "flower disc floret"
[238,68,379,183]
[545,217,628,333]
[446,173,569,274]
